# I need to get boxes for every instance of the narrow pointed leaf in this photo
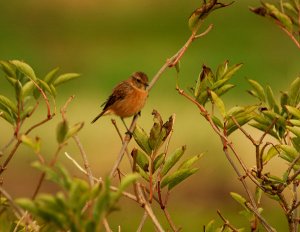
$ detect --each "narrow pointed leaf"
[178,153,203,169]
[230,192,247,208]
[216,60,228,80]
[288,77,300,106]
[21,81,35,98]
[161,168,198,190]
[210,91,226,118]
[10,60,36,80]
[265,3,293,31]
[132,149,149,172]
[153,153,165,173]
[287,126,300,137]
[44,67,60,83]
[133,125,152,155]
[248,79,265,102]
[280,144,298,162]
[53,73,80,86]
[266,85,279,112]
[286,105,300,119]
[0,95,17,113]
[161,145,186,176]
[66,122,84,139]
[56,120,69,144]
[215,83,235,96]
[0,60,16,77]
[222,63,243,81]
[263,145,280,164]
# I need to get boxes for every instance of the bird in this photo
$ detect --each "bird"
[91,71,149,128]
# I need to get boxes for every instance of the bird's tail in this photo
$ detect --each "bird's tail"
[91,111,105,124]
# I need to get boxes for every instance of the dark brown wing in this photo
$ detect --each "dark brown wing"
[101,81,130,111]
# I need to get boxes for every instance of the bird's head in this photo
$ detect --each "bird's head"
[131,72,149,90]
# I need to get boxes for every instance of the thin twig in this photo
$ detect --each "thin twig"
[137,211,148,232]
[275,20,300,49]
[109,114,139,178]
[111,119,133,168]
[217,209,239,232]
[136,183,165,232]
[73,135,94,187]
[163,208,179,232]
[103,218,113,232]
[64,152,138,202]
[61,95,75,121]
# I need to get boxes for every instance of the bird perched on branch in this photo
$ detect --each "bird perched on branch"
[91,72,149,127]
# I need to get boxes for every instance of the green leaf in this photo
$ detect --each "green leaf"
[288,77,300,106]
[133,125,152,155]
[0,95,17,114]
[211,115,223,128]
[226,114,254,136]
[215,83,235,97]
[117,173,140,195]
[265,3,293,31]
[210,91,226,118]
[262,110,286,127]
[286,105,300,119]
[20,135,40,152]
[266,85,279,112]
[160,168,198,190]
[53,73,80,86]
[230,192,247,209]
[222,63,243,81]
[132,149,149,172]
[280,92,289,109]
[136,166,150,181]
[263,145,280,164]
[216,60,228,80]
[65,122,84,139]
[44,67,60,83]
[153,153,165,173]
[283,2,298,14]
[149,110,164,150]
[56,120,69,144]
[15,198,37,214]
[0,110,15,124]
[287,126,300,137]
[292,137,300,152]
[10,60,36,80]
[247,79,265,102]
[249,122,279,139]
[188,7,203,31]
[21,81,35,99]
[178,153,203,169]
[38,79,53,96]
[161,145,186,176]
[280,144,299,162]
[14,80,22,101]
[204,220,216,232]
[0,60,16,77]
[290,119,300,127]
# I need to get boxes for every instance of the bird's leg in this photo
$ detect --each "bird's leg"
[121,118,132,137]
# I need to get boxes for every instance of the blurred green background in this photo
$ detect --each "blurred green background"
[0,0,299,230]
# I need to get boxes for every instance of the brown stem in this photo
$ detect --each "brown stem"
[217,209,239,232]
[274,20,300,49]
[73,135,94,187]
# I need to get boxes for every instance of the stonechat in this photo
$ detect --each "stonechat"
[91,72,149,124]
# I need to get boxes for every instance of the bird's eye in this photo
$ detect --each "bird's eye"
[136,78,142,83]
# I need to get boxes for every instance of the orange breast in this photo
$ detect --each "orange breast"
[110,88,148,118]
